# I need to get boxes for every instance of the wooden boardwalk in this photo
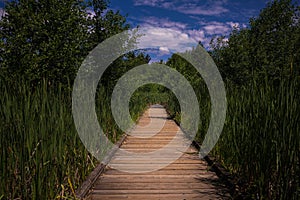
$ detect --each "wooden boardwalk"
[84,105,230,199]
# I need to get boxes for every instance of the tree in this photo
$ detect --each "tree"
[89,0,130,47]
[249,0,300,80]
[100,51,151,92]
[0,0,91,84]
[209,0,300,85]
[0,0,131,85]
[166,53,202,88]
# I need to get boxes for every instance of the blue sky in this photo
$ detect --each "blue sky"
[109,0,269,61]
[0,0,269,62]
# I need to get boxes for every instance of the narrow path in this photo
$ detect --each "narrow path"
[85,105,230,199]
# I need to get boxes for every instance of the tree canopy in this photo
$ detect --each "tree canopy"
[0,0,149,85]
[208,0,300,85]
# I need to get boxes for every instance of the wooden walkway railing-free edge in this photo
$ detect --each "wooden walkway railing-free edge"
[76,105,232,200]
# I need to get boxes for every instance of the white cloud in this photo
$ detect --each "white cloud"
[131,1,243,50]
[131,0,249,50]
[203,24,230,35]
[186,29,205,42]
[140,17,187,30]
[132,16,241,51]
[134,0,229,16]
[176,4,228,16]
[159,46,170,54]
[186,29,212,47]
[137,26,198,53]
[134,0,165,7]
[198,21,242,36]
[200,21,246,36]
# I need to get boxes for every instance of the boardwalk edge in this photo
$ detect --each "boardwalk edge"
[192,140,238,197]
[75,134,127,199]
[168,109,237,198]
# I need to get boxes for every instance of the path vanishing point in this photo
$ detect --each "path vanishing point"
[77,105,230,200]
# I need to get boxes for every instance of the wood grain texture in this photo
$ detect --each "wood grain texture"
[84,105,230,199]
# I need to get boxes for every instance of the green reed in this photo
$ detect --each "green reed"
[215,78,299,199]
[2,75,298,199]
[164,76,299,199]
[0,79,100,199]
[0,80,168,199]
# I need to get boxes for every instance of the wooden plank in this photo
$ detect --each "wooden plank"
[107,164,208,170]
[90,189,223,195]
[104,170,212,175]
[96,177,214,183]
[81,105,230,199]
[93,182,220,190]
[88,193,230,200]
[109,159,203,164]
[99,173,218,179]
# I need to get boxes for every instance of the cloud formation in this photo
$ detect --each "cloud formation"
[202,21,231,35]
[138,17,187,30]
[127,3,245,61]
[186,29,206,44]
[134,0,229,16]
[159,46,170,54]
[131,16,213,53]
[134,0,165,7]
[134,16,242,51]
[137,26,197,53]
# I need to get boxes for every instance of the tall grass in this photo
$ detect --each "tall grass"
[0,80,168,199]
[2,74,298,199]
[0,79,98,199]
[164,76,299,199]
[213,79,300,199]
